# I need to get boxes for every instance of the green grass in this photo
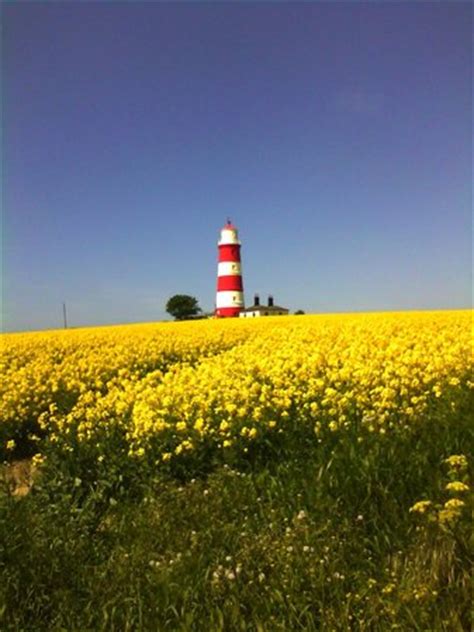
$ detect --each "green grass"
[1,405,472,631]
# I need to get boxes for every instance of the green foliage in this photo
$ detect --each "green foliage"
[0,405,472,631]
[165,295,202,321]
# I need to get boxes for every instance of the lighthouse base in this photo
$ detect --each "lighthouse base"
[215,307,242,318]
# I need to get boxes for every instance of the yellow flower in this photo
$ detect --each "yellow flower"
[219,420,230,433]
[194,417,204,432]
[444,454,468,470]
[438,497,466,525]
[445,481,469,493]
[438,509,460,524]
[31,453,46,467]
[443,498,465,511]
[409,500,432,514]
[1,310,469,468]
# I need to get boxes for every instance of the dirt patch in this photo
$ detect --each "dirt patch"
[1,459,37,497]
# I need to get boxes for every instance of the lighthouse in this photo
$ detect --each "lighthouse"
[215,220,245,317]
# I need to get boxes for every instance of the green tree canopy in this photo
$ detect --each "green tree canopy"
[166,295,202,321]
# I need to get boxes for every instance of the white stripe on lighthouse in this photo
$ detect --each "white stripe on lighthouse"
[218,261,242,276]
[216,291,244,308]
[218,230,241,245]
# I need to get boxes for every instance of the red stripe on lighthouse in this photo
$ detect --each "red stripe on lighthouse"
[217,275,243,291]
[218,244,241,262]
[216,307,242,317]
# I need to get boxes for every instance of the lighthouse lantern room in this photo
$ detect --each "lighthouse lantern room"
[215,220,245,317]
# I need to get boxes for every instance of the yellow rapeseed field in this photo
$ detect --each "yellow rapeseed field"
[1,310,472,464]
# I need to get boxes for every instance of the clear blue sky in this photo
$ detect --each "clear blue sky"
[2,2,472,331]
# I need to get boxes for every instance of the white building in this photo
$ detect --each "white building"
[239,294,289,318]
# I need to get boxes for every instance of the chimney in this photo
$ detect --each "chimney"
[254,293,260,306]
[268,295,274,307]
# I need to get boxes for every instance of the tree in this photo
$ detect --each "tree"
[294,310,305,315]
[166,295,202,320]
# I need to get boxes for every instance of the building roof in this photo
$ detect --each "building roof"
[241,304,289,313]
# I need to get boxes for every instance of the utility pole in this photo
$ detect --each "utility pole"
[63,302,68,329]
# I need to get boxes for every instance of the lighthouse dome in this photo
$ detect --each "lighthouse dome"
[222,219,237,231]
[218,220,241,246]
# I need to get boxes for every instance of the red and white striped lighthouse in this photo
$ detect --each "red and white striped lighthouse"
[215,220,245,317]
